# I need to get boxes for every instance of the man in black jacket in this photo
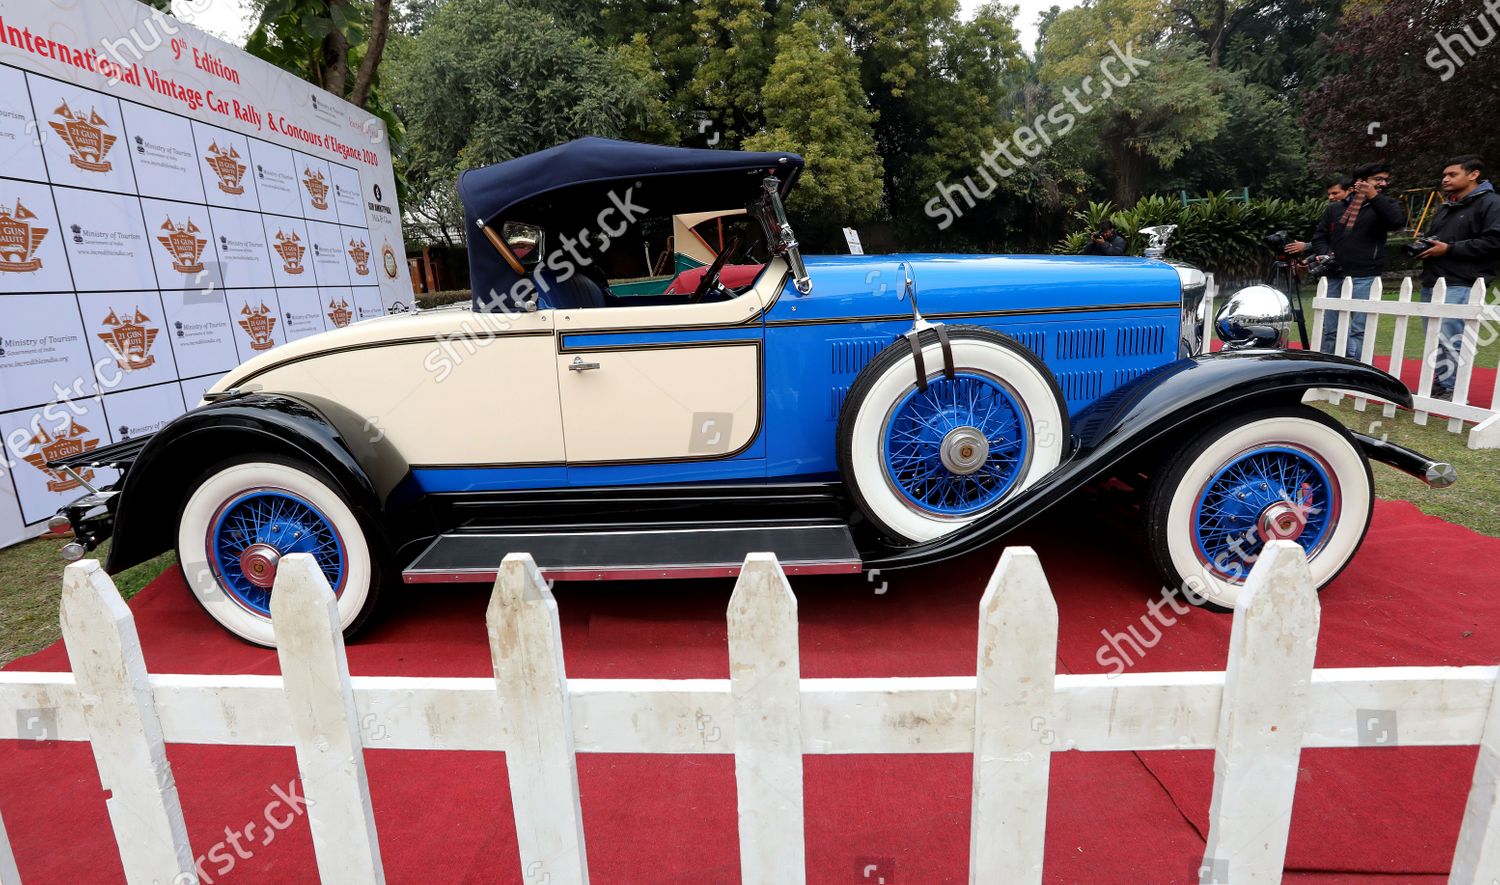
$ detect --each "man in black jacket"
[1417,155,1500,398]
[1309,162,1406,358]
[1081,221,1127,256]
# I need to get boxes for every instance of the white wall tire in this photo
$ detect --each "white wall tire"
[177,459,382,647]
[1146,406,1373,611]
[837,326,1069,544]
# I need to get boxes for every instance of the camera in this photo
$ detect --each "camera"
[1092,229,1110,241]
[1264,230,1292,253]
[1306,253,1342,278]
[1404,237,1437,258]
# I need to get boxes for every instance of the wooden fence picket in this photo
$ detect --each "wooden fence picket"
[1200,541,1319,883]
[487,553,590,885]
[1450,649,1500,883]
[1385,277,1415,419]
[727,553,806,885]
[60,560,194,885]
[1450,280,1486,434]
[271,554,386,884]
[0,808,20,885]
[1353,276,1384,412]
[968,548,1056,885]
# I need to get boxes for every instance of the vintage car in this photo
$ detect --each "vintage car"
[52,137,1454,646]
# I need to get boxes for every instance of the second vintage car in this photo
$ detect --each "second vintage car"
[53,137,1452,645]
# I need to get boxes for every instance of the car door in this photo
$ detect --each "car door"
[552,267,777,465]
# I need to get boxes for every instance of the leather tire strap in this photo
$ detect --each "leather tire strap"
[934,324,956,380]
[905,329,928,391]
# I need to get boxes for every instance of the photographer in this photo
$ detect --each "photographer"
[1082,221,1126,256]
[1308,161,1405,358]
[1415,155,1500,400]
[1287,177,1354,255]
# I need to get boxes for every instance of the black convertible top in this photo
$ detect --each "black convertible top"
[456,136,802,228]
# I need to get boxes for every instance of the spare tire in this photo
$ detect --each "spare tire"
[836,325,1070,544]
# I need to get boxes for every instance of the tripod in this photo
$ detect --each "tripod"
[1267,255,1311,348]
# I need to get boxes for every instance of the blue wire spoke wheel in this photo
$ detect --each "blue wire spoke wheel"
[208,488,348,617]
[880,371,1032,518]
[1191,444,1340,583]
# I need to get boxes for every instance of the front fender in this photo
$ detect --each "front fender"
[105,393,405,573]
[865,349,1410,570]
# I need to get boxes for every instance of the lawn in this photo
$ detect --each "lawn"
[0,538,175,666]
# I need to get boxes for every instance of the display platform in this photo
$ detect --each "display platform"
[3,498,1496,883]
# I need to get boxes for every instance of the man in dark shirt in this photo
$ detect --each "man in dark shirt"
[1081,221,1126,256]
[1308,161,1406,358]
[1416,155,1500,398]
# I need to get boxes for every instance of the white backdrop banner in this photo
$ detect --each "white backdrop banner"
[0,0,410,547]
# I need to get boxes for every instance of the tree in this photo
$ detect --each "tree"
[1039,0,1229,204]
[742,9,884,232]
[1306,0,1500,191]
[386,0,669,246]
[245,0,393,109]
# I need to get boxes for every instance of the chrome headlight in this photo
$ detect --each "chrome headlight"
[1215,285,1293,350]
[1171,262,1208,356]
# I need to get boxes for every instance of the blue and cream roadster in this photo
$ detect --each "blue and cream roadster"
[53,138,1452,645]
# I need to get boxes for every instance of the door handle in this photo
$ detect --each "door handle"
[568,356,601,372]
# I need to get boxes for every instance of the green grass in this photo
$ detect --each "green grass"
[0,538,175,666]
[1315,398,1500,537]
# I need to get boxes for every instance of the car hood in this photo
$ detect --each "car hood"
[761,253,1182,324]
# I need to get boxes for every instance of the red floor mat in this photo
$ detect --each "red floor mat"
[3,499,1493,883]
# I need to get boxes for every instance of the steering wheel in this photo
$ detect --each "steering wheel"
[690,235,742,303]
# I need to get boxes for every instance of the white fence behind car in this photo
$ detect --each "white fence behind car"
[1200,273,1500,449]
[5,547,1500,882]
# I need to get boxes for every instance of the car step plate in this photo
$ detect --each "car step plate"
[402,522,862,583]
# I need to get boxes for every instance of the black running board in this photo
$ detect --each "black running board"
[402,521,862,583]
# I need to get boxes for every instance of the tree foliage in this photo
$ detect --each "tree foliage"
[742,9,884,230]
[1306,0,1500,190]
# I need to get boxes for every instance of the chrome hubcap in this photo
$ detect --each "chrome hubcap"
[1256,501,1307,543]
[939,426,990,475]
[239,543,282,589]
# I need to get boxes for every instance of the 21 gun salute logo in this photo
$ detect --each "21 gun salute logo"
[239,301,277,350]
[348,238,371,276]
[274,229,306,274]
[302,167,330,210]
[97,307,159,371]
[22,421,97,492]
[157,217,207,274]
[204,141,247,195]
[326,297,353,328]
[49,101,116,173]
[0,200,48,273]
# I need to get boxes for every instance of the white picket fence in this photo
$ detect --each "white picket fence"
[4,545,1500,883]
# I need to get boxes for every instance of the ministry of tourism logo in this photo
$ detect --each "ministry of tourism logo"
[348,239,371,276]
[97,307,159,371]
[239,301,277,350]
[326,297,353,328]
[157,217,206,274]
[49,101,116,173]
[0,200,47,273]
[204,141,247,195]
[273,230,306,274]
[302,167,330,210]
[22,421,98,492]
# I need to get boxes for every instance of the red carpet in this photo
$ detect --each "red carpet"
[4,499,1497,883]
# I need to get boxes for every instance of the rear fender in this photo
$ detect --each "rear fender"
[865,350,1410,570]
[105,393,409,573]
